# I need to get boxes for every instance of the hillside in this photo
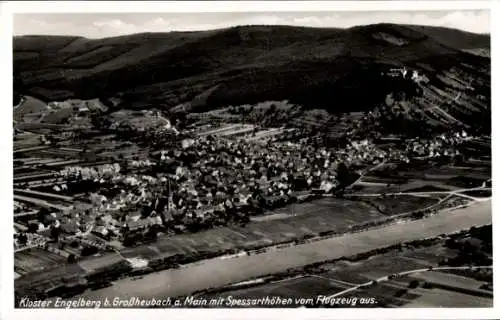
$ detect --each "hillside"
[13,23,490,127]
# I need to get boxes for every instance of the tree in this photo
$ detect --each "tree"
[67,254,77,264]
[27,223,39,234]
[37,208,50,222]
[13,75,25,106]
[252,127,258,137]
[141,205,153,218]
[336,162,352,191]
[81,245,98,256]
[408,280,420,289]
[13,91,22,106]
[17,233,28,246]
[144,228,158,242]
[50,227,61,242]
[394,289,407,298]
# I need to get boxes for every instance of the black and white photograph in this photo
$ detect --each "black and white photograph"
[2,0,497,317]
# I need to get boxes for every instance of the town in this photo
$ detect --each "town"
[14,88,491,303]
[14,94,480,254]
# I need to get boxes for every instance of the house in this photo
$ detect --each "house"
[291,191,310,202]
[78,105,90,113]
[127,219,151,231]
[102,214,120,227]
[40,228,52,237]
[386,67,408,78]
[411,70,429,84]
[261,195,286,208]
[92,225,109,237]
[311,189,326,195]
[154,215,163,225]
[319,180,335,193]
[60,221,79,234]
[238,191,252,204]
[147,216,159,226]
[128,212,141,222]
[181,139,195,149]
[173,224,187,233]
[86,99,109,112]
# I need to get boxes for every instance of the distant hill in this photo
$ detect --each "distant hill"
[13,24,490,118]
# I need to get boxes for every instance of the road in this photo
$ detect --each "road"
[13,146,51,154]
[14,210,38,218]
[349,160,388,187]
[14,188,74,202]
[78,199,491,300]
[13,194,71,211]
[326,265,493,299]
[343,187,491,202]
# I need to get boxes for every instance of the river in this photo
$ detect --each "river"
[78,200,491,300]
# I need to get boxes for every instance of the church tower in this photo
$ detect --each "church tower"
[167,178,173,212]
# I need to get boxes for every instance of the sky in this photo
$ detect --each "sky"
[13,10,490,39]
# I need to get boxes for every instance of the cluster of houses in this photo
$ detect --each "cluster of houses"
[61,128,429,241]
[385,67,429,84]
[48,99,108,114]
[406,131,469,158]
[44,118,464,247]
[60,163,121,182]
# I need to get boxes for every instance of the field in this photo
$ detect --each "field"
[77,253,126,273]
[40,108,74,124]
[13,96,48,122]
[458,189,492,198]
[208,268,491,308]
[15,248,67,275]
[14,122,72,133]
[196,123,256,137]
[120,246,162,260]
[201,276,347,308]
[344,283,419,308]
[400,245,457,266]
[446,176,488,189]
[13,132,44,149]
[121,197,394,261]
[409,271,488,291]
[402,185,451,192]
[244,128,286,142]
[15,263,87,298]
[359,195,440,215]
[195,223,493,308]
[350,179,454,195]
[350,160,490,196]
[327,255,428,279]
[403,288,492,307]
[359,176,408,184]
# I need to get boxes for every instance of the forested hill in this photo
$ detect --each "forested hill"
[14,23,490,118]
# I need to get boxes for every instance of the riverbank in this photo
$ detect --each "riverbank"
[15,195,443,303]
